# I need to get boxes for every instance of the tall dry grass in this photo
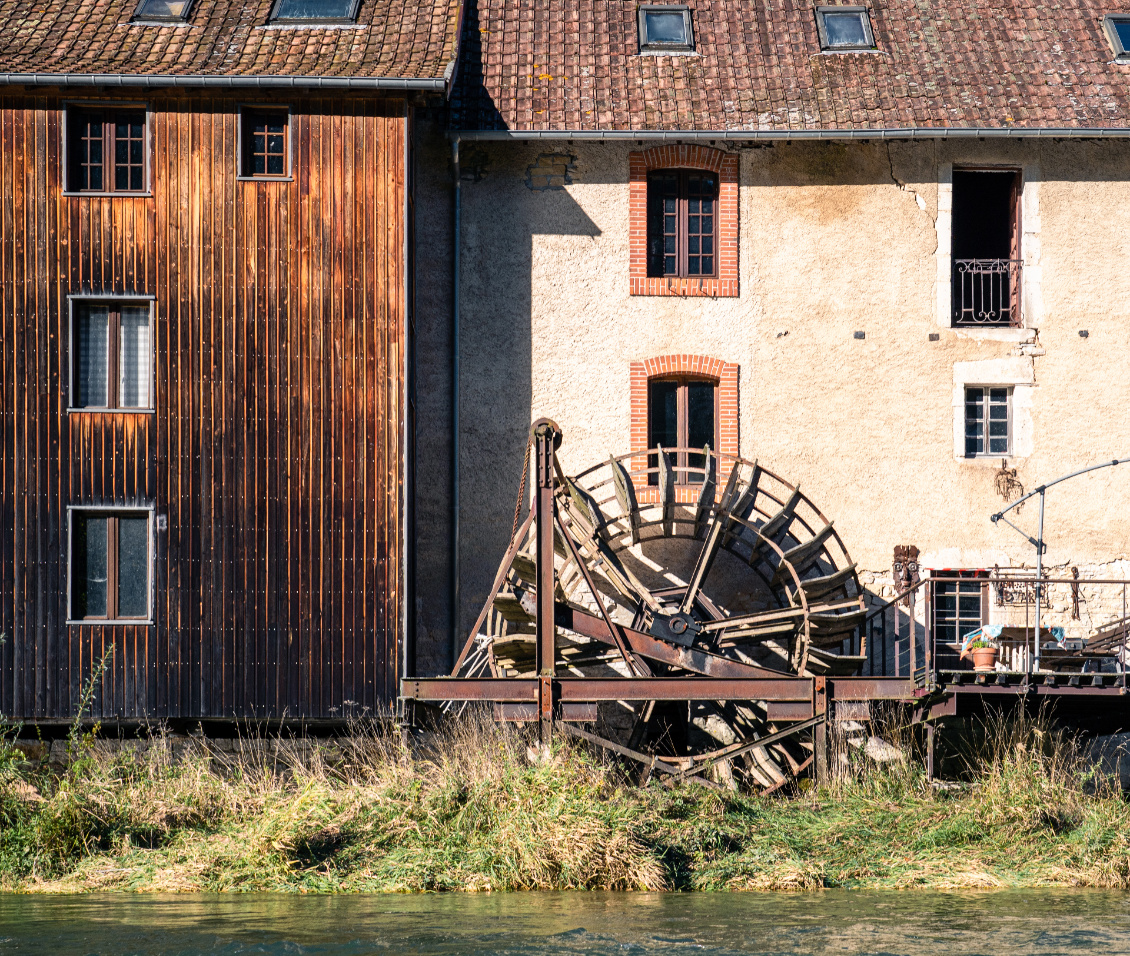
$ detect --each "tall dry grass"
[0,713,665,892]
[3,704,1130,892]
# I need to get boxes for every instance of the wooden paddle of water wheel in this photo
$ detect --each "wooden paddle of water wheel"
[402,419,916,791]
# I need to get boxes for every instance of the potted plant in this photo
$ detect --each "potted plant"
[966,637,999,672]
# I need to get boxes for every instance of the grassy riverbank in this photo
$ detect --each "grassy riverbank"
[2,712,1129,893]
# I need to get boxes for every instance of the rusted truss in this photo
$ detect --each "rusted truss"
[401,417,926,791]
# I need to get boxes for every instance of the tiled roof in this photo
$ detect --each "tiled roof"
[453,0,1130,131]
[0,0,461,83]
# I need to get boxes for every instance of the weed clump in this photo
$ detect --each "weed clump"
[1,707,1128,893]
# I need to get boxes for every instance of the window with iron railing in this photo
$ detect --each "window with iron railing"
[951,168,1022,327]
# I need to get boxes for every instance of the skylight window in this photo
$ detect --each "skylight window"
[815,6,876,51]
[133,0,192,21]
[1103,15,1130,59]
[269,0,360,24]
[638,5,695,54]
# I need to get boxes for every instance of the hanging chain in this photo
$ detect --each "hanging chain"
[510,435,534,545]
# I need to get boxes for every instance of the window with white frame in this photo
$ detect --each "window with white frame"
[70,300,152,410]
[964,386,1011,458]
[69,508,152,622]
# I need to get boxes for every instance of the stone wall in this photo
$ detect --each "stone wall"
[413,134,1130,677]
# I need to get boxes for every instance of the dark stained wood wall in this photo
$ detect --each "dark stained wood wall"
[0,93,406,721]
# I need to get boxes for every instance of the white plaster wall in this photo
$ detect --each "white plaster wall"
[439,137,1130,638]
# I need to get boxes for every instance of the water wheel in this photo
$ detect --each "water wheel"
[452,434,866,792]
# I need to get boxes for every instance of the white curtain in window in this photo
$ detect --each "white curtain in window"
[119,306,150,407]
[75,306,109,407]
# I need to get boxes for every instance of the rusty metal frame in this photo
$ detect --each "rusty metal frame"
[402,420,1130,792]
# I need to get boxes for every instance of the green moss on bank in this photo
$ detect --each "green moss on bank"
[2,715,1129,893]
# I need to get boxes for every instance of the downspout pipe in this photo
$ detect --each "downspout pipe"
[401,105,415,688]
[451,134,461,669]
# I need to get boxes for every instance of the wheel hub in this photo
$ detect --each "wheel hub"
[649,610,702,647]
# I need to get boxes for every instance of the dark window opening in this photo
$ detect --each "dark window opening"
[67,109,146,193]
[638,5,694,52]
[648,377,717,485]
[815,6,875,50]
[933,576,987,670]
[71,511,150,621]
[133,0,193,20]
[269,0,360,23]
[647,169,717,278]
[951,168,1021,326]
[241,109,290,178]
[72,302,151,409]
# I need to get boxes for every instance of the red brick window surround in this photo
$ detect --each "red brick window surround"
[630,355,739,502]
[630,146,739,297]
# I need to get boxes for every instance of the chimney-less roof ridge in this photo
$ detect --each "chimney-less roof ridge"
[0,72,449,89]
[455,125,1130,139]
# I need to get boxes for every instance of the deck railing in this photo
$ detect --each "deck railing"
[952,258,1022,327]
[848,573,1130,687]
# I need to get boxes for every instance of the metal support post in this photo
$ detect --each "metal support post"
[908,590,917,680]
[924,579,933,686]
[1034,489,1045,673]
[992,459,1130,673]
[813,677,829,786]
[533,419,560,747]
[925,721,935,781]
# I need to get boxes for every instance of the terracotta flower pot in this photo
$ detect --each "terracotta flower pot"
[971,647,999,672]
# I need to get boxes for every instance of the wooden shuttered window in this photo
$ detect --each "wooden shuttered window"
[67,109,146,193]
[646,169,718,278]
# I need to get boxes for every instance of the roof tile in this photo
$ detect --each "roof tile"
[0,0,461,80]
[454,0,1130,130]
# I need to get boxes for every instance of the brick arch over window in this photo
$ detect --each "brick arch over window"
[630,355,740,501]
[629,146,739,298]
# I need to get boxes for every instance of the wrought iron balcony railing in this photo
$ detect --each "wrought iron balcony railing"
[952,258,1022,327]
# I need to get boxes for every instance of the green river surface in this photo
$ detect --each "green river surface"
[2,890,1129,955]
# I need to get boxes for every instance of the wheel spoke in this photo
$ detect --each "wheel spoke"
[679,464,743,615]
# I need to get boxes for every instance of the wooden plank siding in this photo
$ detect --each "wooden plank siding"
[0,93,407,722]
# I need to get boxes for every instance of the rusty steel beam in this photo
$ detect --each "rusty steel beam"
[402,676,814,703]
[831,678,917,700]
[553,677,812,701]
[947,683,1130,698]
[404,678,538,702]
[556,602,780,679]
[533,420,559,747]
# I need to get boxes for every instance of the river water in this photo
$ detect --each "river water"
[2,890,1129,955]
